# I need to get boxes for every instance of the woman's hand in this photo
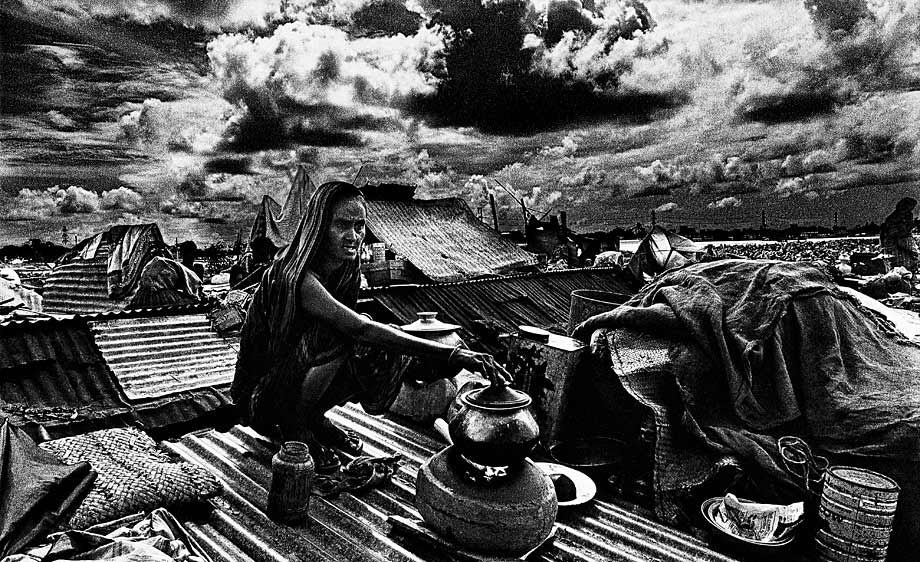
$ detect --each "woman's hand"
[572,303,682,342]
[572,309,621,342]
[449,348,512,386]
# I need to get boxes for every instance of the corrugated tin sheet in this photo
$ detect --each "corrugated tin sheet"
[90,314,238,401]
[163,404,741,562]
[0,319,134,439]
[0,309,236,438]
[366,198,538,282]
[42,248,123,314]
[43,224,177,314]
[364,268,632,350]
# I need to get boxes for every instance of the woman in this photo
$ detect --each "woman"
[880,197,920,272]
[233,181,510,471]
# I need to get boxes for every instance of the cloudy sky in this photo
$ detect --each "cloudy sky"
[1,0,919,246]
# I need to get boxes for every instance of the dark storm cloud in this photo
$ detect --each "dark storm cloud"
[407,0,674,132]
[733,0,920,122]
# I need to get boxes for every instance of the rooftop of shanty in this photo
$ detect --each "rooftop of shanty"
[359,267,632,353]
[364,196,539,282]
[41,223,198,315]
[0,304,237,440]
[162,405,743,562]
[248,172,540,284]
[1,266,749,562]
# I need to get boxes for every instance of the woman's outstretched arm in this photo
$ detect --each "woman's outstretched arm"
[300,272,511,384]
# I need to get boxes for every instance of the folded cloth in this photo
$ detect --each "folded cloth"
[3,508,212,562]
[313,454,403,498]
[0,420,95,559]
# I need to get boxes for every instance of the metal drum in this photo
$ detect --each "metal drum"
[815,466,900,562]
[567,290,629,336]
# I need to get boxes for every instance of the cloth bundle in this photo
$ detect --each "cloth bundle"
[2,508,212,562]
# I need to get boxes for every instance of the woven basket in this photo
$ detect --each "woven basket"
[210,303,245,333]
[40,427,222,529]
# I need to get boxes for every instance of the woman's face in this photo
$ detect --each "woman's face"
[324,196,366,263]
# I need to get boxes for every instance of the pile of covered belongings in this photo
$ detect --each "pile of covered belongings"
[585,259,920,562]
[627,226,704,282]
[4,509,211,562]
[0,421,222,560]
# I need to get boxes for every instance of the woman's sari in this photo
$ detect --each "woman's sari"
[232,182,403,437]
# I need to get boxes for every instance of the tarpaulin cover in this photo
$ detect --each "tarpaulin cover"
[0,419,96,558]
[592,259,920,560]
[106,224,167,300]
[249,165,315,249]
[3,508,213,562]
[627,226,703,280]
[129,257,202,308]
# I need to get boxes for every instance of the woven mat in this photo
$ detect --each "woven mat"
[40,427,222,530]
[603,328,739,523]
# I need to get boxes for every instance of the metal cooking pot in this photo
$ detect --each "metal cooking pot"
[448,383,540,467]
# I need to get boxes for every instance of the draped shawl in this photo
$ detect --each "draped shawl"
[232,182,362,432]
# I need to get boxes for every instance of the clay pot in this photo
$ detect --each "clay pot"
[448,383,540,467]
[416,446,557,555]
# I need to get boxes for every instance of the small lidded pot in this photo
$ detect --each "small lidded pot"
[448,383,540,468]
[400,312,463,348]
[400,312,464,384]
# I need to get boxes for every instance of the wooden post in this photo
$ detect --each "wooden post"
[489,193,500,231]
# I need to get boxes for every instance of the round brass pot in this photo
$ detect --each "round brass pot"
[448,384,540,467]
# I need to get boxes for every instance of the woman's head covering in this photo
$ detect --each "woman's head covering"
[232,181,366,419]
[896,197,917,212]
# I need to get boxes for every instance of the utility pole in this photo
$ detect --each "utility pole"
[834,211,839,230]
[651,209,656,226]
[489,193,500,232]
[760,209,766,232]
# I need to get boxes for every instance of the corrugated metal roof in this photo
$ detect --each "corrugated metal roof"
[363,268,632,350]
[0,319,134,439]
[0,309,236,438]
[43,224,179,315]
[42,248,124,314]
[365,198,538,283]
[163,404,741,562]
[90,314,238,401]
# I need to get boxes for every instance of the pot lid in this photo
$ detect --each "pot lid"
[518,325,550,343]
[400,311,461,333]
[464,384,532,410]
